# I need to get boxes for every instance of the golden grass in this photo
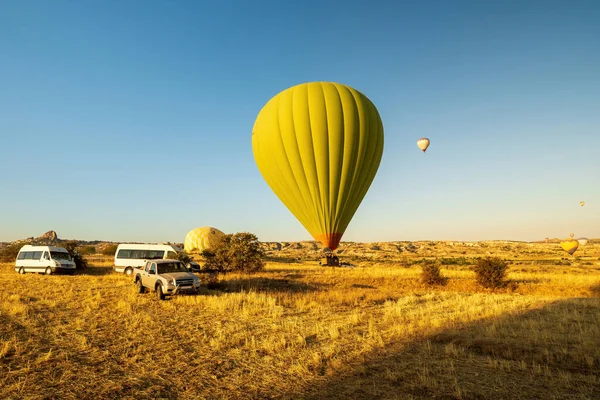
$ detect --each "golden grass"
[0,242,599,399]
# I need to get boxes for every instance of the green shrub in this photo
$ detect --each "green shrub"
[473,257,509,288]
[0,242,29,262]
[78,245,96,255]
[63,240,89,271]
[201,232,265,274]
[101,244,118,256]
[421,261,445,286]
[173,251,191,265]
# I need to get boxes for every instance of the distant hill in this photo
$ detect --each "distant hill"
[1,231,597,262]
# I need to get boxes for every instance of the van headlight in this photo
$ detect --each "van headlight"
[168,278,175,285]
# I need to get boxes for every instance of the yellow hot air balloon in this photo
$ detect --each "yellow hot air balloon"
[560,239,579,255]
[184,227,225,253]
[417,137,430,153]
[580,201,585,207]
[252,82,384,251]
[569,232,574,238]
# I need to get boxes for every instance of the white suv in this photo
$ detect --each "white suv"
[133,259,201,300]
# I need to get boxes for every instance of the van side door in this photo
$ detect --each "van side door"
[33,251,43,270]
[42,251,51,267]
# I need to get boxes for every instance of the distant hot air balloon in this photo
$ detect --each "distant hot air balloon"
[184,227,225,253]
[578,237,588,246]
[544,237,549,243]
[252,82,384,251]
[560,239,579,255]
[569,232,575,238]
[417,137,430,153]
[580,201,585,207]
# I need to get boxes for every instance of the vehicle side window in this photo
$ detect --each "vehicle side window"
[150,263,157,274]
[144,263,151,272]
[33,251,43,260]
[43,252,50,260]
[166,251,177,259]
[117,249,132,259]
[17,252,26,260]
[147,250,165,260]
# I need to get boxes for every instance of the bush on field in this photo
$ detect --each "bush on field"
[78,245,96,255]
[101,244,118,256]
[0,242,29,262]
[63,240,89,271]
[420,260,446,286]
[201,232,265,274]
[173,251,191,265]
[473,257,509,288]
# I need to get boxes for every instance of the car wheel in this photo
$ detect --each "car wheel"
[137,279,145,294]
[156,284,165,300]
[125,267,133,277]
[18,267,25,274]
[45,267,52,275]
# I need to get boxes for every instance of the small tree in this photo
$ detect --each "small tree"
[63,240,89,271]
[201,232,265,273]
[78,245,96,256]
[473,257,508,288]
[421,260,445,286]
[0,242,30,262]
[101,244,119,256]
[173,251,191,265]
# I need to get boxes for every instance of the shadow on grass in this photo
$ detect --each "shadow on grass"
[215,276,326,294]
[76,265,115,276]
[591,284,600,297]
[283,297,600,400]
[264,255,300,264]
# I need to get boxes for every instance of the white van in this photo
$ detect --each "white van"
[114,243,181,276]
[15,245,76,275]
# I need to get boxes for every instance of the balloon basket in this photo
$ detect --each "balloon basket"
[319,253,340,267]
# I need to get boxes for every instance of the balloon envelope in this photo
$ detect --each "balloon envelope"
[417,138,430,152]
[569,232,574,238]
[560,240,579,255]
[580,201,585,207]
[184,227,225,253]
[252,82,384,251]
[577,237,588,246]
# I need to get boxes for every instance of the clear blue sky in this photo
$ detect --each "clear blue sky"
[1,0,598,243]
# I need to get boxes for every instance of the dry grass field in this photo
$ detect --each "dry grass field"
[1,240,599,399]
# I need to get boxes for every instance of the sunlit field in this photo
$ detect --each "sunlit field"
[1,241,599,399]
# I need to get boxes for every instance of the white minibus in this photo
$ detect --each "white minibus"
[15,245,76,275]
[114,243,181,276]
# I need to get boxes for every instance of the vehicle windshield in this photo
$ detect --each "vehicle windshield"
[51,251,72,261]
[157,262,187,274]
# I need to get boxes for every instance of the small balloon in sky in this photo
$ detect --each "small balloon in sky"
[417,137,430,153]
[580,201,585,207]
